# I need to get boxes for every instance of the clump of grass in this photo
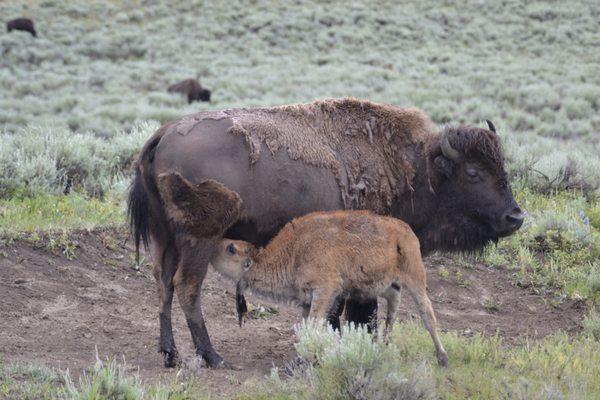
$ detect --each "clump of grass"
[0,361,63,400]
[63,357,144,400]
[588,264,600,297]
[583,310,600,341]
[483,298,502,313]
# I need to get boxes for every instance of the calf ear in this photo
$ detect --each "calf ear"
[434,155,454,178]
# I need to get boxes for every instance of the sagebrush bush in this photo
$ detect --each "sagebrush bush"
[293,320,436,400]
[63,357,144,400]
[0,121,157,199]
[583,310,600,341]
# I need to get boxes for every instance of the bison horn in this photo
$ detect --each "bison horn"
[486,119,497,134]
[440,131,460,161]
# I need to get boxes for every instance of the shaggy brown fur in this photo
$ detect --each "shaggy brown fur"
[442,125,505,177]
[212,210,448,366]
[170,98,437,213]
[156,172,242,238]
[6,18,36,37]
[168,78,211,103]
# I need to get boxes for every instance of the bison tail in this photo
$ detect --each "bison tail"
[128,164,150,265]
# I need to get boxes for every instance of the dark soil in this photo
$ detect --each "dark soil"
[0,229,585,395]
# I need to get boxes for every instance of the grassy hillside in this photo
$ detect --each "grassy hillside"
[1,1,599,137]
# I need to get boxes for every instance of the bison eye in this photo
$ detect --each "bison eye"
[466,168,480,183]
[226,244,236,255]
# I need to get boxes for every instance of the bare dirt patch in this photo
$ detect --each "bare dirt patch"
[0,229,585,394]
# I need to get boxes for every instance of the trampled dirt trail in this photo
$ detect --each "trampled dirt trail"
[0,229,585,394]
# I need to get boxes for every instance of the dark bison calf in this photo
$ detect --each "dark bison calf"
[168,78,211,103]
[6,18,37,37]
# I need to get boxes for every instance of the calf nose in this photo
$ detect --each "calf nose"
[503,207,525,230]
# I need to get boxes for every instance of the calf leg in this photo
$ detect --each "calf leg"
[383,290,400,337]
[308,289,341,323]
[150,237,179,368]
[174,237,229,368]
[405,279,448,367]
[327,295,345,331]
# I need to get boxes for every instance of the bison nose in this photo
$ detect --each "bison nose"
[503,207,525,230]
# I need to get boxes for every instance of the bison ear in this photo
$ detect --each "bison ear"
[434,155,454,178]
[485,119,497,134]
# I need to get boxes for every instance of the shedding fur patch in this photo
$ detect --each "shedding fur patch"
[171,98,436,213]
[157,172,242,237]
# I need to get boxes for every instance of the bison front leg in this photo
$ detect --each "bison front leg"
[174,237,230,369]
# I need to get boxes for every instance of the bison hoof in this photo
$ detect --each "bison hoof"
[204,354,232,370]
[210,358,233,370]
[162,349,179,368]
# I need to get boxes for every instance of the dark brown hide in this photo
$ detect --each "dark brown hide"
[6,18,36,37]
[168,78,211,103]
[128,98,523,367]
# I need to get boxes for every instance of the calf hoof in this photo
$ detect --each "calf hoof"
[162,349,179,368]
[437,352,449,367]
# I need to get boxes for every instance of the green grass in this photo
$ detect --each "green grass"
[0,361,63,400]
[0,192,124,233]
[473,188,600,302]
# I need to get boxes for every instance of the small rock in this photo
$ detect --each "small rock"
[13,279,28,284]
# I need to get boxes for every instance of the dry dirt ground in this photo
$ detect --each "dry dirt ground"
[0,229,585,395]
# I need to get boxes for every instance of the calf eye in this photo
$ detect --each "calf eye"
[226,244,236,255]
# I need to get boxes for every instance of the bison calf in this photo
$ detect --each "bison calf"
[167,78,211,103]
[6,18,36,37]
[212,210,448,366]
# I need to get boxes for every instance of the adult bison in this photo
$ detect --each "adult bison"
[6,18,37,37]
[168,78,211,103]
[128,98,524,368]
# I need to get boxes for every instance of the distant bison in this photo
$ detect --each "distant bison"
[167,78,211,103]
[6,18,37,37]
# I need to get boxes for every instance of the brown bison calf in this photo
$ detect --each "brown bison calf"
[211,210,449,366]
[6,18,37,37]
[167,78,211,103]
